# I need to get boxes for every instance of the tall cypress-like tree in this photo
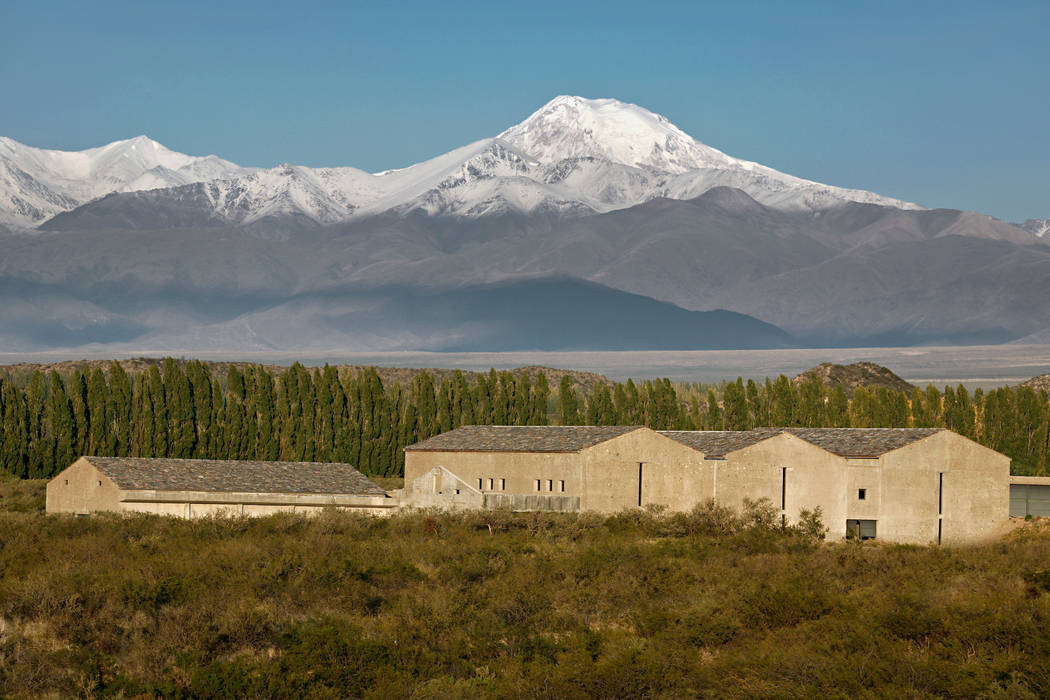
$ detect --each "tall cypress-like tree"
[724,378,750,430]
[25,371,47,478]
[164,359,195,458]
[531,372,550,425]
[0,378,28,477]
[86,368,111,455]
[147,366,168,457]
[558,375,580,426]
[109,362,133,456]
[704,390,723,430]
[68,370,90,457]
[47,372,75,476]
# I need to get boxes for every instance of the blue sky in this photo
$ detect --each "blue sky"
[2,0,1047,221]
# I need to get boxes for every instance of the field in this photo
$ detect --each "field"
[1,494,1049,698]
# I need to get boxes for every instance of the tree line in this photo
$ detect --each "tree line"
[1,360,1047,479]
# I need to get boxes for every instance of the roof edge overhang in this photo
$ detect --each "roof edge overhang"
[119,489,394,507]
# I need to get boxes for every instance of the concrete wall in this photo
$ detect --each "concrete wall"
[116,491,396,518]
[405,449,584,502]
[46,461,397,518]
[718,433,849,536]
[403,428,1012,544]
[399,466,485,510]
[46,458,122,514]
[881,431,1010,545]
[579,428,711,513]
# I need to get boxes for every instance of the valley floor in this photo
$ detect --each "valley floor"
[4,343,1049,390]
[1,502,1048,698]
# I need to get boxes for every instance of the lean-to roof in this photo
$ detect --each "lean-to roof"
[82,456,388,496]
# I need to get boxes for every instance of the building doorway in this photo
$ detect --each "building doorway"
[846,519,877,540]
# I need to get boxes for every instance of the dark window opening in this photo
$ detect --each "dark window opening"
[846,519,877,540]
[858,488,867,500]
[781,467,787,527]
[938,472,943,515]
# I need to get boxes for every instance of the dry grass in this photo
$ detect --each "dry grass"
[0,508,1047,698]
[0,477,45,513]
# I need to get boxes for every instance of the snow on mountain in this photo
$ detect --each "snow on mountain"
[3,96,927,228]
[498,95,741,174]
[0,135,252,227]
[1016,218,1050,237]
[500,96,922,212]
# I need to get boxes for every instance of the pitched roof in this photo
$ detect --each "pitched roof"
[660,428,944,458]
[405,425,642,453]
[83,457,388,496]
[659,429,781,457]
[781,428,944,457]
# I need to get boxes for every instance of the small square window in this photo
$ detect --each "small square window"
[65,479,69,485]
[858,489,867,500]
[455,489,461,495]
[97,481,102,487]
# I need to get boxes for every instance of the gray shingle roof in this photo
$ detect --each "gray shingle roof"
[781,428,944,457]
[84,457,388,496]
[405,425,642,453]
[660,428,944,457]
[659,430,780,457]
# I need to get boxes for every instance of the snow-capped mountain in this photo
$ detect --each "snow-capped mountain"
[0,135,252,227]
[1016,218,1050,237]
[3,96,934,230]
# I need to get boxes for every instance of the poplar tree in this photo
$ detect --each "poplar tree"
[47,372,75,475]
[558,375,580,425]
[86,368,111,455]
[109,362,133,456]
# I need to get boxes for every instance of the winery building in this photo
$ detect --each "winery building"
[46,425,1023,544]
[403,425,1012,544]
[46,456,396,518]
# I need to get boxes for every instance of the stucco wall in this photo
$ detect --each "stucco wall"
[579,428,710,513]
[880,431,1010,545]
[46,458,122,514]
[405,450,583,500]
[718,433,849,536]
[400,466,485,509]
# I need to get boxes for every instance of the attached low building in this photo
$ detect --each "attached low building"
[404,425,1012,544]
[47,456,396,518]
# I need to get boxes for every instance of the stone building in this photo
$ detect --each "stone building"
[46,456,395,518]
[403,425,1011,544]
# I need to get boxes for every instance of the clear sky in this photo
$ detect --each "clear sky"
[2,0,1047,221]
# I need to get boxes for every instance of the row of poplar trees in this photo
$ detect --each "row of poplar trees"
[1,360,1048,479]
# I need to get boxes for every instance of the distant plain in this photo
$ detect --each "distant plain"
[2,344,1048,390]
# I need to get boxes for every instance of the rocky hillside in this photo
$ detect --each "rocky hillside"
[1019,373,1050,394]
[792,362,915,396]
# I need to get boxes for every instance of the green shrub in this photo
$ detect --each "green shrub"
[0,509,1049,697]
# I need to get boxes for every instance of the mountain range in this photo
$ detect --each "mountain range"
[1,96,1047,352]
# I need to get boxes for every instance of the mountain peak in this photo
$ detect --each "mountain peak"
[497,95,742,174]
